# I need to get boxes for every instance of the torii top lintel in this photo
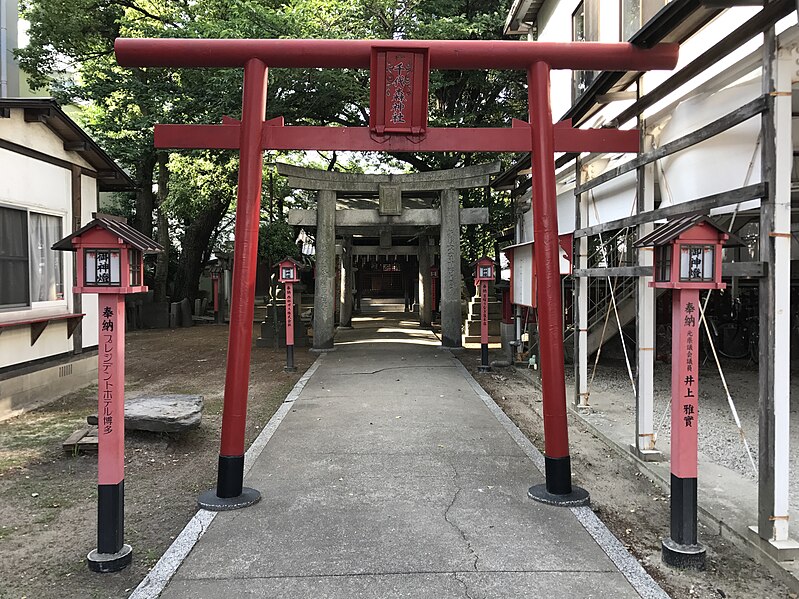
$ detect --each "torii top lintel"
[114,38,677,154]
[115,38,677,71]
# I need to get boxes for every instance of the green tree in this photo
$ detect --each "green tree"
[18,0,523,301]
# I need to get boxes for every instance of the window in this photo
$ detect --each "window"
[0,207,30,307]
[0,206,64,308]
[655,245,671,282]
[572,1,598,102]
[621,0,669,41]
[129,249,142,286]
[29,213,64,301]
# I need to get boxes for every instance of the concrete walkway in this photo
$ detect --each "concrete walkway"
[146,305,667,598]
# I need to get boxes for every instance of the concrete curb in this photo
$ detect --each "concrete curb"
[127,354,325,599]
[452,356,670,599]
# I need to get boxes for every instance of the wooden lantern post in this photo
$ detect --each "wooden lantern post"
[53,215,162,573]
[474,257,495,373]
[210,266,222,324]
[430,264,439,321]
[277,258,302,372]
[636,216,735,570]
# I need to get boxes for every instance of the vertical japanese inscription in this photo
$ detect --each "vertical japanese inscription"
[101,305,114,435]
[481,280,489,345]
[285,283,294,347]
[672,289,700,480]
[386,55,413,126]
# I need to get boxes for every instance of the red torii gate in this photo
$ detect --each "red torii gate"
[115,38,678,509]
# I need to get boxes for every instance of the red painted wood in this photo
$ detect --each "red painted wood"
[481,280,489,345]
[154,123,639,153]
[219,58,268,458]
[116,38,678,71]
[285,282,295,347]
[370,48,429,135]
[671,288,700,479]
[528,62,570,460]
[98,294,125,486]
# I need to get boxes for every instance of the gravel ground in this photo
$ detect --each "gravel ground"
[572,349,799,512]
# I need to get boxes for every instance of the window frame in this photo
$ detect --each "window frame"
[0,202,67,312]
[571,0,599,102]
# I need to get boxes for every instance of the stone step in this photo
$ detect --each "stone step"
[464,320,502,336]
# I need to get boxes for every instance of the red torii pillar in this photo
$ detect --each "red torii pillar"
[115,38,678,509]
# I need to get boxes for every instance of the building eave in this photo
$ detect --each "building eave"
[0,98,135,192]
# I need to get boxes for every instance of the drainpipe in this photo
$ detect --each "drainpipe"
[1,0,8,98]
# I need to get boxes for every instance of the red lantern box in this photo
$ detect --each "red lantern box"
[277,257,302,284]
[53,214,162,295]
[474,256,495,283]
[635,215,738,291]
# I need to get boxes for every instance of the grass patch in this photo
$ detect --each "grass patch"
[0,388,95,472]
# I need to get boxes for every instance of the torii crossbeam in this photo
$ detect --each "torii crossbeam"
[115,38,678,509]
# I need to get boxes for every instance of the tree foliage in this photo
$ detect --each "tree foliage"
[18,0,523,299]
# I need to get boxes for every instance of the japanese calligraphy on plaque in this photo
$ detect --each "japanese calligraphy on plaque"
[370,47,429,136]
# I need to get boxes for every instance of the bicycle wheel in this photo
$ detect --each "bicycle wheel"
[716,322,750,360]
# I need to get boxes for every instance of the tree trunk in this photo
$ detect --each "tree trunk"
[153,153,170,303]
[171,197,229,304]
[134,152,157,238]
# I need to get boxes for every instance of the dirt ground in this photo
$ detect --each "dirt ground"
[457,348,794,599]
[0,324,313,599]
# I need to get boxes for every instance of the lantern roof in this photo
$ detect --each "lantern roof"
[633,215,744,248]
[273,256,303,269]
[473,256,495,266]
[52,214,163,253]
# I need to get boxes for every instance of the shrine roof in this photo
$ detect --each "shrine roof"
[633,215,743,248]
[52,214,164,253]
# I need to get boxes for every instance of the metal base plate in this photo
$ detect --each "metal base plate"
[528,484,590,507]
[87,544,133,573]
[198,487,261,511]
[284,366,297,373]
[477,365,492,373]
[662,537,706,570]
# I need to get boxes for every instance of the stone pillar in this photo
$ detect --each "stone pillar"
[418,235,432,327]
[439,188,462,348]
[340,236,353,328]
[313,190,336,349]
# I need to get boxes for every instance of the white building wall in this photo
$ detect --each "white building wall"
[0,111,101,367]
[80,174,98,349]
[2,109,94,169]
[531,1,798,232]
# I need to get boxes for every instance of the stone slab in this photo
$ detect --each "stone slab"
[124,394,203,432]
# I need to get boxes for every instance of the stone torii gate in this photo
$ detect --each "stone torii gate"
[115,37,677,510]
[279,161,500,349]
